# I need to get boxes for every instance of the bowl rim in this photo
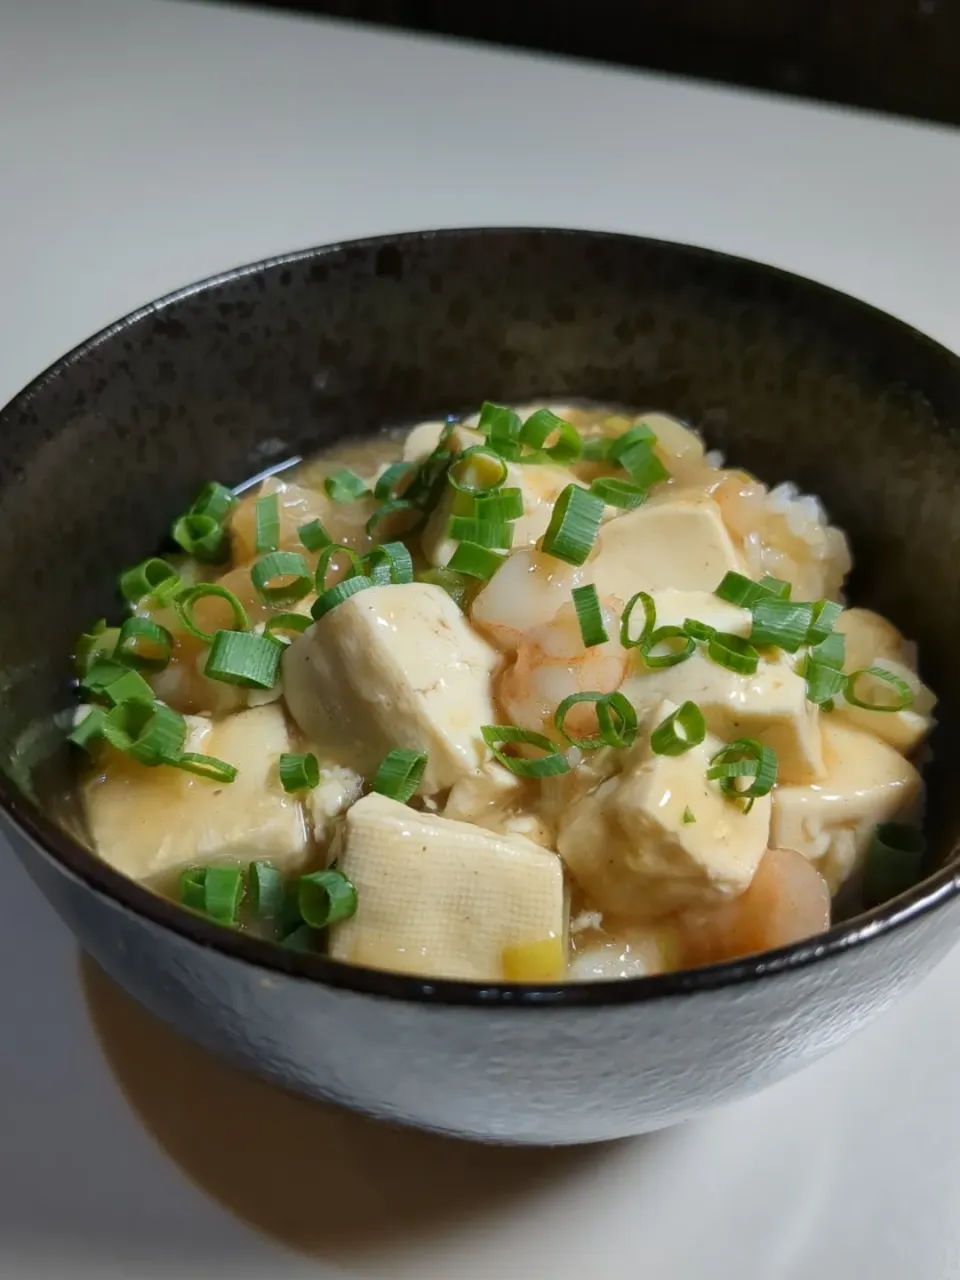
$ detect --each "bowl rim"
[3,224,959,1008]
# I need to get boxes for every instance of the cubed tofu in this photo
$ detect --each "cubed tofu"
[836,607,913,672]
[834,656,937,755]
[282,583,498,793]
[402,419,448,463]
[771,718,923,892]
[590,492,745,600]
[643,411,705,471]
[557,700,771,918]
[84,705,308,883]
[329,793,565,981]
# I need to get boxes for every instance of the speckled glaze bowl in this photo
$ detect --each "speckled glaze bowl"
[2,229,960,1145]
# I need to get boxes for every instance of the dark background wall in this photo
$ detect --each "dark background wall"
[219,0,960,128]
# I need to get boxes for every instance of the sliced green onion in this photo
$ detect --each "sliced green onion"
[758,575,791,599]
[581,437,610,462]
[191,481,236,524]
[298,870,358,929]
[311,575,376,621]
[554,691,637,750]
[68,707,107,751]
[364,542,414,585]
[174,585,249,644]
[606,423,656,461]
[650,701,706,756]
[75,620,121,676]
[205,630,283,689]
[298,518,332,552]
[279,751,320,793]
[707,738,778,810]
[172,512,228,563]
[102,698,187,766]
[446,542,505,581]
[372,747,428,802]
[250,551,312,605]
[863,822,926,908]
[263,612,313,642]
[477,402,522,447]
[589,477,647,509]
[249,860,284,921]
[374,462,416,502]
[365,499,424,541]
[315,543,364,593]
[415,567,471,609]
[448,446,509,494]
[683,618,716,643]
[204,866,245,925]
[714,572,782,609]
[620,591,656,649]
[114,617,173,672]
[807,599,844,644]
[480,725,570,778]
[541,485,604,566]
[616,442,669,489]
[641,626,696,669]
[254,493,280,553]
[804,660,848,706]
[749,598,814,653]
[170,752,238,782]
[706,632,760,675]
[810,631,845,670]
[519,409,582,464]
[845,667,913,713]
[119,558,183,607]
[447,516,514,549]
[682,806,696,824]
[81,659,155,707]
[571,584,608,648]
[282,924,322,951]
[473,487,524,522]
[324,469,370,503]
[179,867,207,912]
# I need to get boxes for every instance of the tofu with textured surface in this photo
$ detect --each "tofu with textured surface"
[557,699,771,918]
[84,704,308,882]
[328,793,565,980]
[771,718,923,892]
[282,583,498,793]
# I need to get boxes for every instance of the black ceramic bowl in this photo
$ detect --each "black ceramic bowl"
[2,228,960,1145]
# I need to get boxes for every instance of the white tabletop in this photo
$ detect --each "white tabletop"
[3,2,960,1276]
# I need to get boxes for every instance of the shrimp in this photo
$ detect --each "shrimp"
[678,847,831,968]
[230,476,378,568]
[469,546,589,655]
[497,599,628,738]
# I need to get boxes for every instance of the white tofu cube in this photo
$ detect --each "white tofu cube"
[329,793,565,981]
[282,583,498,793]
[834,656,936,755]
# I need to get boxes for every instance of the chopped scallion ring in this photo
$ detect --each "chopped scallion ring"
[477,401,522,446]
[473,487,524,522]
[365,499,424,540]
[807,599,844,645]
[682,807,696,824]
[374,461,416,502]
[447,516,514,549]
[606,423,656,462]
[170,752,239,782]
[372,747,428,803]
[205,630,283,689]
[114,617,173,672]
[714,572,783,609]
[446,542,505,580]
[804,659,847,706]
[541,485,604,565]
[589,477,647,509]
[263,612,313,642]
[249,860,284,920]
[707,738,778,810]
[250,551,313,606]
[102,698,187,766]
[315,543,364,593]
[448,446,509,494]
[641,626,696,669]
[363,542,415,585]
[844,667,913,713]
[554,691,637,751]
[615,441,669,489]
[298,518,331,552]
[179,867,207,913]
[191,481,237,524]
[75,619,121,675]
[68,706,107,751]
[480,725,571,777]
[172,512,228,563]
[324,469,370,503]
[297,869,358,928]
[81,659,156,707]
[279,751,320,793]
[254,493,280,554]
[204,866,245,925]
[311,575,376,621]
[863,822,927,908]
[572,584,608,648]
[174,585,249,644]
[581,438,611,462]
[706,631,760,675]
[810,631,845,670]
[519,409,582,464]
[683,618,716,643]
[758,575,791,599]
[749,598,814,653]
[119,558,183,607]
[620,591,656,649]
[650,701,706,756]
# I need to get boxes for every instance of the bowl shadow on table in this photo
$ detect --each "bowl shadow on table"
[80,953,626,1264]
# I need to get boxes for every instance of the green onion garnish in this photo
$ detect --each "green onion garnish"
[415,567,471,609]
[324,469,370,503]
[863,822,926,908]
[250,551,313,606]
[311,575,376,621]
[191,481,237,524]
[254,493,280,554]
[541,485,604,566]
[581,438,611,462]
[804,660,847,706]
[473,487,524,522]
[554,691,637,750]
[119,558,183,606]
[298,869,358,929]
[172,512,228,563]
[74,620,121,676]
[448,446,509,494]
[81,659,155,707]
[315,543,364,593]
[204,866,245,925]
[749,598,814,653]
[845,667,913,713]
[263,612,313,642]
[179,867,207,912]
[374,462,416,502]
[170,753,239,782]
[682,807,696,824]
[759,575,791,599]
[365,499,424,541]
[606,423,656,461]
[477,402,522,453]
[641,626,696,669]
[706,631,760,675]
[297,518,332,552]
[810,631,845,670]
[278,752,320,793]
[249,860,284,921]
[480,725,570,778]
[205,630,284,689]
[363,542,414,585]
[572,584,608,648]
[650,701,706,756]
[714,572,783,609]
[589,477,647,509]
[518,409,582,464]
[68,707,107,751]
[683,618,716,643]
[620,591,656,649]
[446,542,505,580]
[807,599,844,645]
[372,747,428,802]
[707,738,778,810]
[616,442,669,489]
[174,585,249,644]
[447,516,514,549]
[114,617,173,672]
[101,698,187,766]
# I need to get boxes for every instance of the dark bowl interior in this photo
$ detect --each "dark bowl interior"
[2,227,960,1006]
